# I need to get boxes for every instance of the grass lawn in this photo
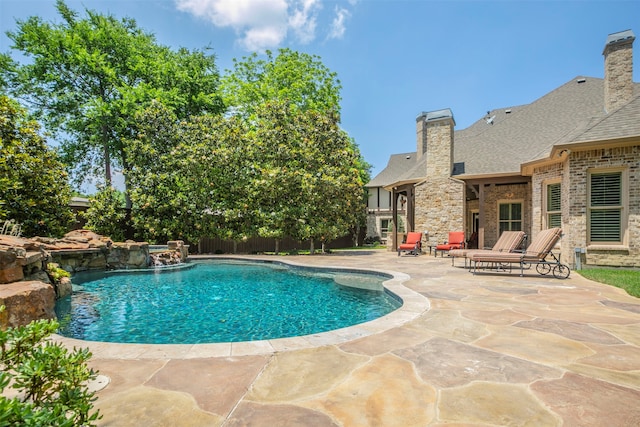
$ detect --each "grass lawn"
[578,268,640,298]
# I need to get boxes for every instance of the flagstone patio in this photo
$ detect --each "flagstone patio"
[54,251,640,426]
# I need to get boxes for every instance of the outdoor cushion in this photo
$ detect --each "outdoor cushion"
[434,231,465,256]
[449,230,526,266]
[470,228,562,265]
[398,232,423,256]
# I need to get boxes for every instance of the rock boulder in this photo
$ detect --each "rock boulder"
[0,281,56,328]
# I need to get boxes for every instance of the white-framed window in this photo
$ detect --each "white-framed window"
[544,181,562,229]
[498,201,523,234]
[588,168,627,244]
[380,218,390,239]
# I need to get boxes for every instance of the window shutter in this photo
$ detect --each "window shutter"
[547,183,561,211]
[547,183,561,228]
[590,172,622,242]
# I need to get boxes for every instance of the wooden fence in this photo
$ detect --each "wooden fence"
[196,233,361,254]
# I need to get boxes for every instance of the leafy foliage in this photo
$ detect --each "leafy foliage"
[46,262,71,284]
[221,48,342,119]
[3,0,224,190]
[125,99,367,251]
[125,101,252,243]
[0,95,73,237]
[82,185,127,241]
[0,307,101,426]
[250,101,367,252]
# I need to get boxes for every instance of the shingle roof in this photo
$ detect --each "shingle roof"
[368,76,640,186]
[454,77,609,176]
[565,92,640,143]
[365,152,417,187]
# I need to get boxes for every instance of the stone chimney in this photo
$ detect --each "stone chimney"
[603,29,635,113]
[415,109,455,176]
[415,109,455,166]
[413,108,463,247]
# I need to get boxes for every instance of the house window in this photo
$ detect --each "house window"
[545,182,562,228]
[498,202,522,234]
[589,170,624,243]
[380,219,390,239]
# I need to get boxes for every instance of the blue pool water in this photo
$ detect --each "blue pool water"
[55,259,401,344]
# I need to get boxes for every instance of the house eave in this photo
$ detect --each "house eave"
[382,178,422,192]
[521,135,640,175]
[452,171,523,182]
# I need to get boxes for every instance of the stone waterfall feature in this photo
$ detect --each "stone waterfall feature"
[0,230,188,328]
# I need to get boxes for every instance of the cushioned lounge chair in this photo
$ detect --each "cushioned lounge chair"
[470,227,570,278]
[434,231,465,257]
[398,232,423,256]
[449,230,526,267]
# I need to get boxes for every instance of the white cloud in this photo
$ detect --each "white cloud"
[289,0,321,45]
[242,25,288,51]
[176,0,288,51]
[328,6,350,40]
[175,0,354,51]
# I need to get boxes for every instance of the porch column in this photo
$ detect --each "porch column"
[478,184,485,248]
[392,188,399,251]
[406,186,415,232]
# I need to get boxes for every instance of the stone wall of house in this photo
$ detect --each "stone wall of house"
[415,179,465,246]
[365,211,395,244]
[413,115,465,245]
[565,147,640,267]
[481,183,532,247]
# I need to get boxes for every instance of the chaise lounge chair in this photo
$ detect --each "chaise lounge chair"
[398,232,423,256]
[469,227,570,278]
[434,231,465,257]
[449,230,526,267]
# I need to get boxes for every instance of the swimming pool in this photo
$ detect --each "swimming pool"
[54,259,402,344]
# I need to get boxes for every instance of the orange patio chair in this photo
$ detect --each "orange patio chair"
[434,231,465,257]
[398,232,423,256]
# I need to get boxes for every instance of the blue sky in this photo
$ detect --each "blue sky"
[2,0,639,180]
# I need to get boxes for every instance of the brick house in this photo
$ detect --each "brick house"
[366,29,639,268]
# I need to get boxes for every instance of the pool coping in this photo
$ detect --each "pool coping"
[52,255,431,359]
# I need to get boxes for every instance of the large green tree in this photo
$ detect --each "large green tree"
[221,48,342,119]
[0,95,73,237]
[250,102,366,253]
[124,101,252,244]
[3,0,224,193]
[124,100,366,252]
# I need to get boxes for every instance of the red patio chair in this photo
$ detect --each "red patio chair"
[434,231,465,257]
[398,232,423,256]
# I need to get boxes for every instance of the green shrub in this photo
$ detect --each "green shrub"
[0,307,101,426]
[46,263,70,285]
[82,185,127,242]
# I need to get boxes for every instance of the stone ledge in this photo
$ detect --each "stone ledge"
[0,281,55,328]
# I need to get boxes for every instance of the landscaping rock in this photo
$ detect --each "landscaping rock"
[0,281,56,328]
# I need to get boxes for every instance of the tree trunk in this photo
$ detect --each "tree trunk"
[103,124,111,186]
[121,156,132,209]
[309,240,315,255]
[274,239,280,255]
